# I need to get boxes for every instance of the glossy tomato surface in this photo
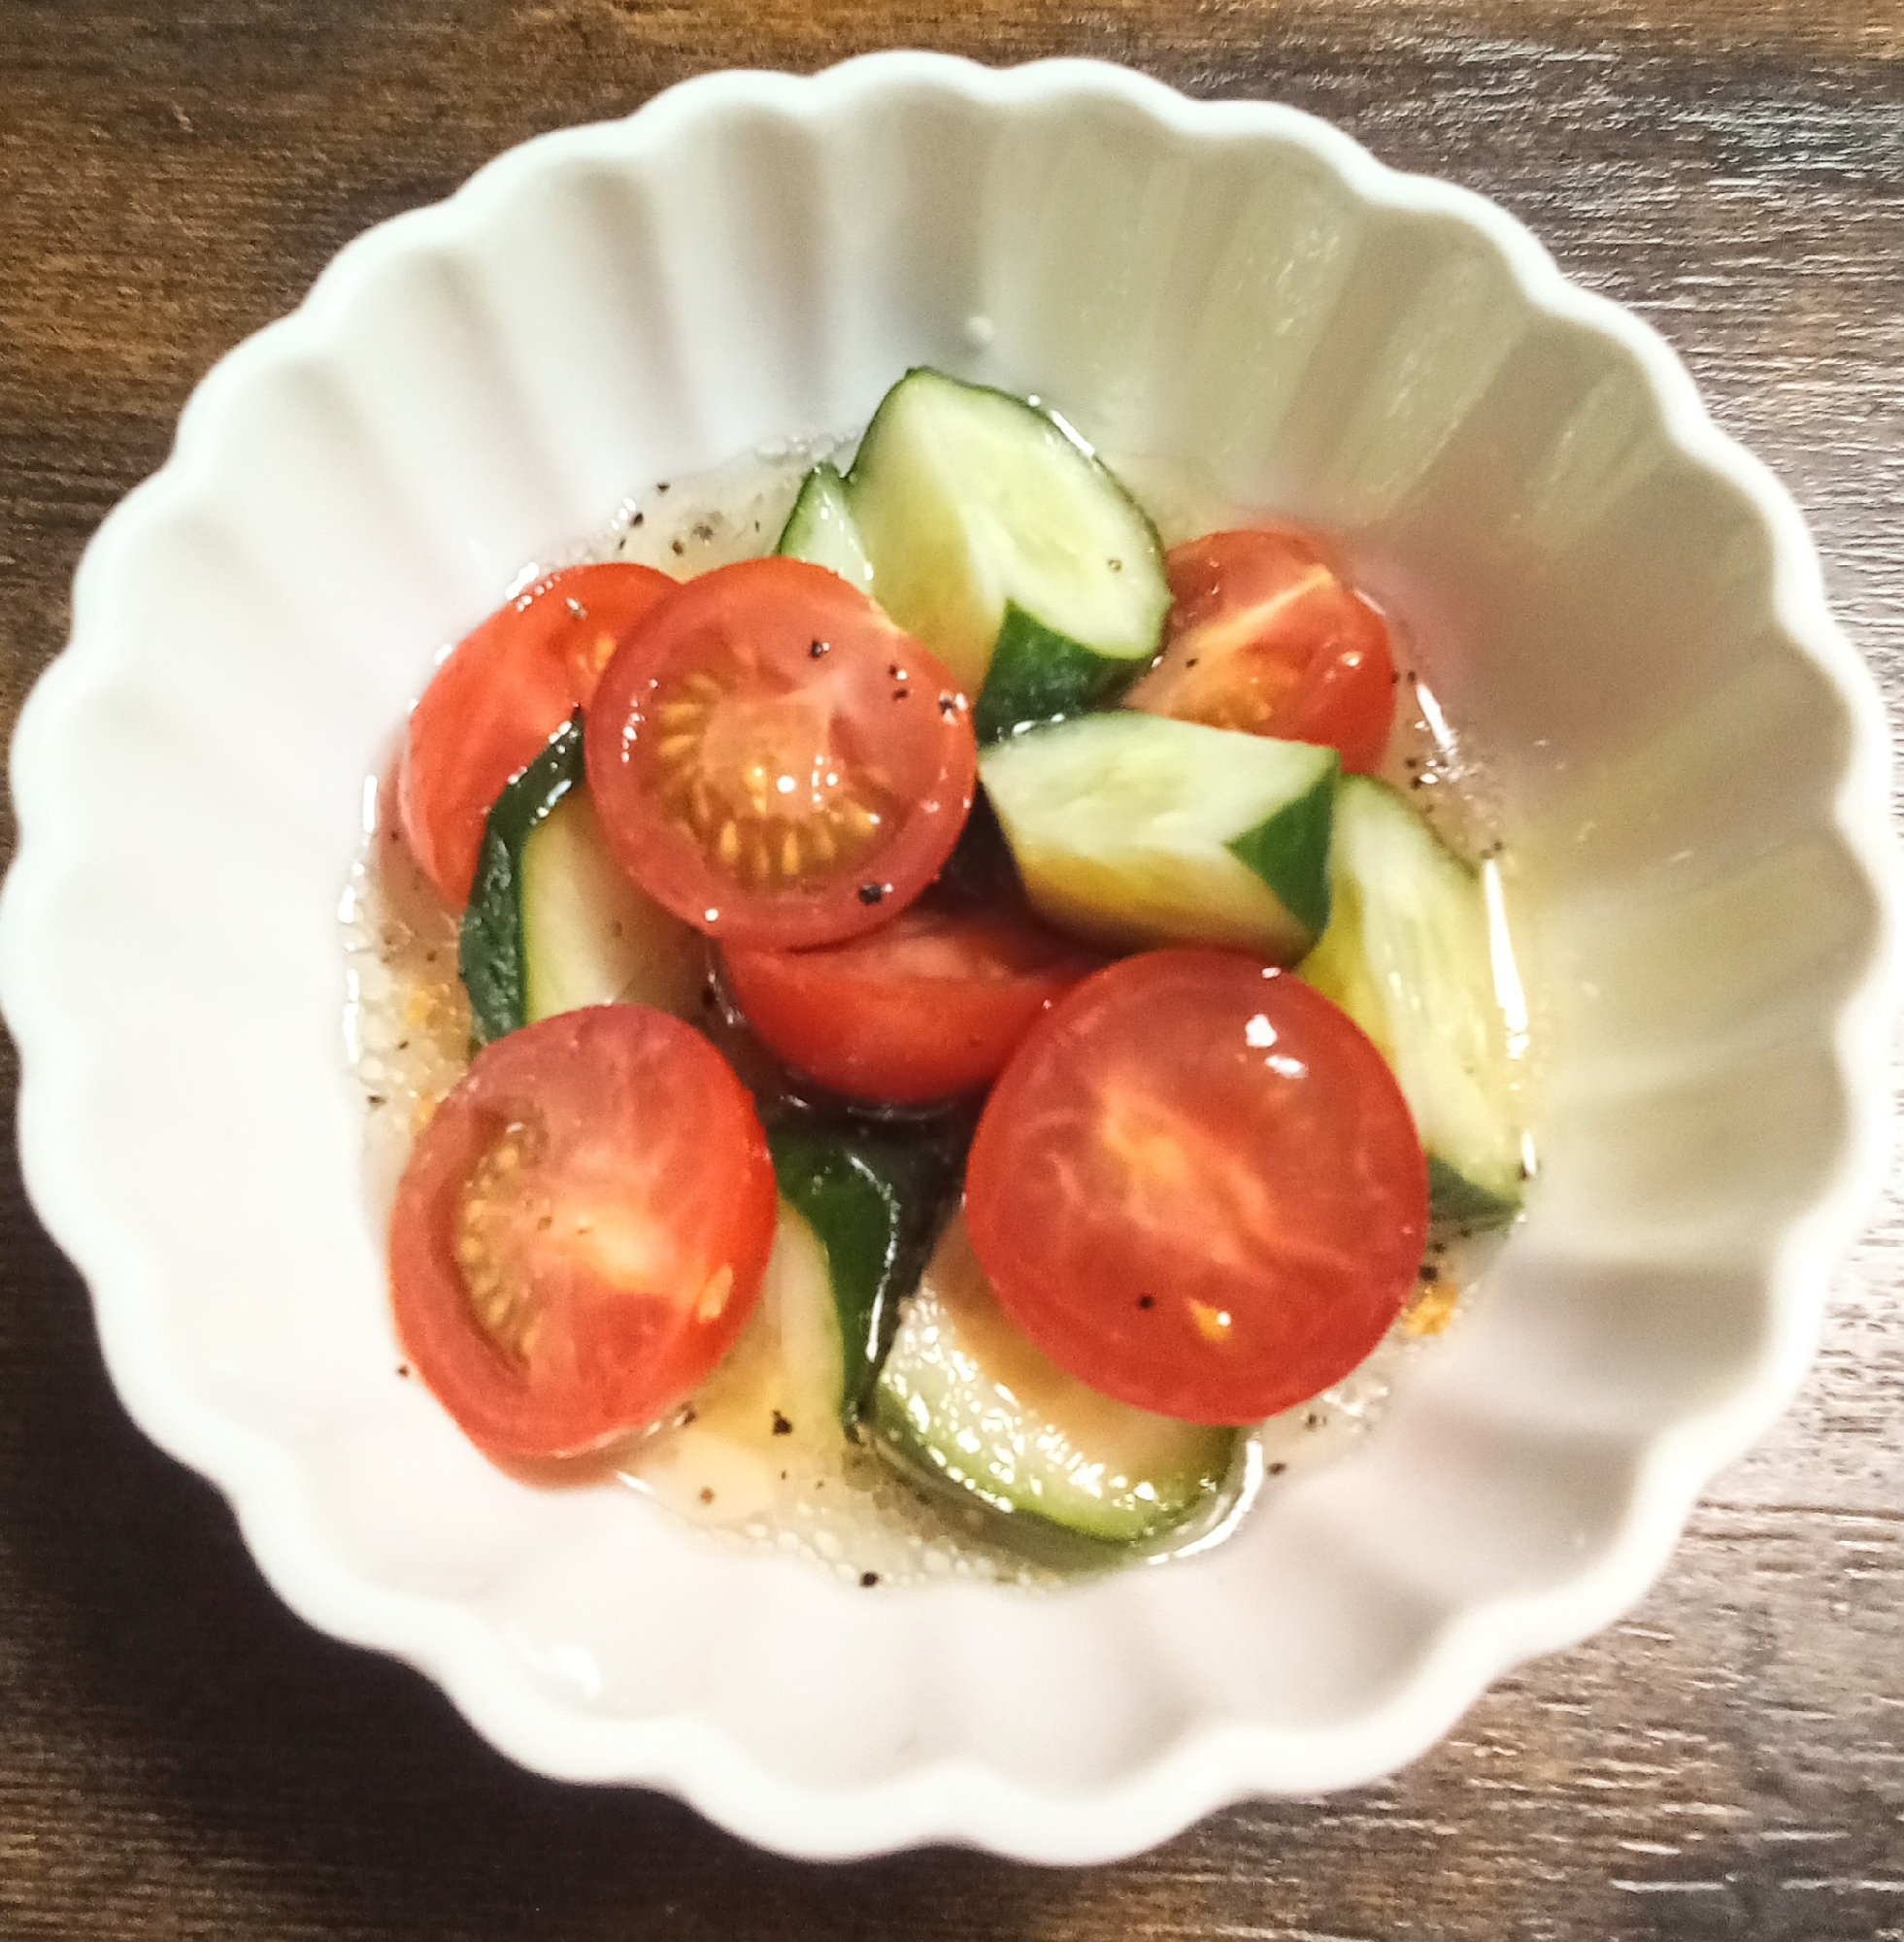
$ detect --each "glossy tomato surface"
[388,1006,776,1460]
[964,950,1427,1424]
[1126,528,1396,772]
[721,899,1102,1105]
[399,562,677,909]
[584,558,977,950]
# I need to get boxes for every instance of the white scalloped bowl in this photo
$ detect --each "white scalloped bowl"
[3,54,1894,1861]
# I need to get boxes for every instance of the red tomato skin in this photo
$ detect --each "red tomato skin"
[388,1006,776,1461]
[1127,528,1396,773]
[721,903,1103,1105]
[584,558,978,951]
[964,950,1428,1425]
[399,562,677,910]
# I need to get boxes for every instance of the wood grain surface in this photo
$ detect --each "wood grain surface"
[2,3,1900,1936]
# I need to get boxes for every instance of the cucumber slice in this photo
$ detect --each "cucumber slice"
[1299,776,1524,1224]
[844,369,1169,740]
[624,1198,848,1525]
[871,1215,1236,1550]
[775,461,877,591]
[460,719,705,1046]
[767,1122,963,1431]
[522,788,706,1027]
[979,712,1338,961]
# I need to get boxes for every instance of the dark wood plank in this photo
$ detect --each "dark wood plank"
[1,3,1899,1935]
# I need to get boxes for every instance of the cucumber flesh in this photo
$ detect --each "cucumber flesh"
[844,370,1168,739]
[767,1122,964,1432]
[624,1199,848,1525]
[871,1215,1236,1550]
[1299,775,1524,1223]
[521,787,706,1025]
[775,462,876,592]
[979,712,1338,961]
[460,717,706,1046]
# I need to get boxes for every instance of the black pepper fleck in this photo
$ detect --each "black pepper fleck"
[656,481,671,493]
[630,511,645,527]
[938,693,957,716]
[1418,1263,1436,1282]
[810,638,830,658]
[857,883,885,905]
[698,1486,716,1504]
[1108,557,1123,572]
[860,1571,881,1589]
[367,1094,387,1108]
[692,520,715,542]
[1305,1411,1324,1429]
[893,687,909,701]
[1184,656,1200,669]
[671,539,685,556]
[1137,1294,1155,1310]
[397,1363,412,1379]
[771,1410,793,1436]
[1267,1461,1286,1477]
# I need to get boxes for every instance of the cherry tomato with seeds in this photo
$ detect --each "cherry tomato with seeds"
[721,899,1103,1105]
[964,949,1427,1425]
[1127,528,1396,772]
[388,1005,777,1461]
[585,557,978,950]
[399,562,678,909]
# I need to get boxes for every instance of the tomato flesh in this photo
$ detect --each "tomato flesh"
[964,950,1427,1424]
[722,899,1102,1105]
[585,558,978,951]
[388,1005,777,1460]
[1127,528,1396,773]
[399,562,677,909]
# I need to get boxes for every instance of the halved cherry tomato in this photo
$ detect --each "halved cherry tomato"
[964,950,1427,1425]
[388,1005,776,1461]
[585,557,978,950]
[721,900,1103,1105]
[1126,528,1396,772]
[399,562,677,909]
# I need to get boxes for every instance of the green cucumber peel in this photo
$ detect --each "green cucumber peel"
[1224,758,1338,940]
[973,604,1147,745]
[459,716,583,1049]
[1427,1155,1522,1230]
[766,1123,963,1432]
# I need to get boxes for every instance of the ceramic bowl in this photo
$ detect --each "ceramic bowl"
[2,52,1893,1862]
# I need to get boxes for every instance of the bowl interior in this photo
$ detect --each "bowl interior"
[5,59,1888,1854]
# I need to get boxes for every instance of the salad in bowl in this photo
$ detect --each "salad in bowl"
[356,364,1534,1576]
[2,54,1890,1861]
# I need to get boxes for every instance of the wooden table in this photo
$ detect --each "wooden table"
[2,4,1898,1934]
